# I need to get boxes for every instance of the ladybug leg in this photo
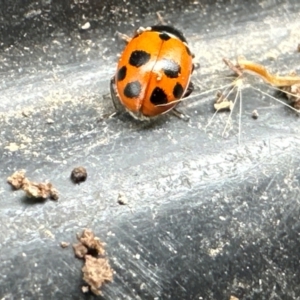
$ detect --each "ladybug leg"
[170,81,195,121]
[116,31,132,43]
[171,108,190,122]
[116,26,150,43]
[183,81,194,98]
[136,26,152,35]
[169,81,194,121]
[110,76,125,113]
[192,63,200,72]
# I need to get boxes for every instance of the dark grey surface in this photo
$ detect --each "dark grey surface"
[1,0,300,299]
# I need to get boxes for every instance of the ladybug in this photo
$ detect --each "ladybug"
[110,25,195,120]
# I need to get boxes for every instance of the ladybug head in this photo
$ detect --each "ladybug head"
[149,25,188,43]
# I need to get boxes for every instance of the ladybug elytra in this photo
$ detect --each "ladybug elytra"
[110,25,195,120]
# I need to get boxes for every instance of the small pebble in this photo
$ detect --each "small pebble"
[46,118,54,124]
[71,167,87,184]
[117,192,128,205]
[252,109,259,119]
[81,22,91,30]
[60,241,70,248]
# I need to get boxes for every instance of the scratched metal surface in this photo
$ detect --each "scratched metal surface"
[1,0,300,299]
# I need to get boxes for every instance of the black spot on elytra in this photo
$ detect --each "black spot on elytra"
[124,81,141,98]
[159,32,171,41]
[129,50,151,67]
[150,87,168,105]
[117,66,127,81]
[161,59,181,78]
[173,83,184,99]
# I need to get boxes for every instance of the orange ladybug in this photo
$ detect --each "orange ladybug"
[110,25,195,120]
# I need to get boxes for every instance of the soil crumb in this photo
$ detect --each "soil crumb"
[214,91,234,111]
[73,229,114,295]
[77,229,106,256]
[83,255,114,295]
[281,84,300,109]
[82,286,89,293]
[71,167,87,184]
[252,109,259,119]
[73,242,88,258]
[117,192,128,205]
[60,241,70,248]
[7,170,59,200]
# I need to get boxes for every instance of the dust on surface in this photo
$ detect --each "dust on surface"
[7,170,59,200]
[73,229,114,295]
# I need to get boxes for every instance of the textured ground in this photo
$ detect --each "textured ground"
[1,0,300,299]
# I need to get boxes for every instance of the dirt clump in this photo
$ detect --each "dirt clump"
[73,229,114,295]
[7,170,59,200]
[70,167,87,184]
